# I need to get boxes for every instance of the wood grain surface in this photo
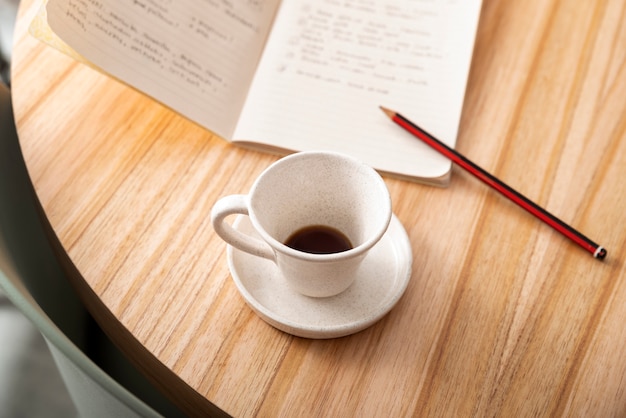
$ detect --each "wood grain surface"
[11,0,626,416]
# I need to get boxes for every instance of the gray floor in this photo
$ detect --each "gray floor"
[0,292,77,417]
[0,0,17,85]
[1,1,77,415]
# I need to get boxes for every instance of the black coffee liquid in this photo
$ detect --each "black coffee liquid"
[284,225,353,254]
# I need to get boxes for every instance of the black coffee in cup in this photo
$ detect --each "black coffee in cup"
[285,225,353,254]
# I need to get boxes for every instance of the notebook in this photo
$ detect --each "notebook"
[33,0,483,185]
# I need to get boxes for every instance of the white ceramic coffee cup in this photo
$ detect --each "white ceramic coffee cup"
[211,151,392,297]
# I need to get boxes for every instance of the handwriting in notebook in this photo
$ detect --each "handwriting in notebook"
[275,0,446,95]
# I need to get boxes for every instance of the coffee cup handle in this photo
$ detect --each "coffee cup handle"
[211,194,276,261]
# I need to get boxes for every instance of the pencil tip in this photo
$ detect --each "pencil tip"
[379,106,396,119]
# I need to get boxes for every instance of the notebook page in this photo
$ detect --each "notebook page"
[234,0,482,181]
[46,0,281,140]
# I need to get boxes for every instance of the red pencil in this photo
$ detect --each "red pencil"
[380,106,607,260]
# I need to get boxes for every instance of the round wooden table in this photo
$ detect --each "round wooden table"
[12,0,626,416]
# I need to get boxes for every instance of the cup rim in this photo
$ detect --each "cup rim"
[247,151,392,261]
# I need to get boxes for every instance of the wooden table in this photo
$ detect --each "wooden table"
[12,0,626,416]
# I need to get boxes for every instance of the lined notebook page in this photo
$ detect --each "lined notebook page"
[46,0,280,139]
[234,0,482,182]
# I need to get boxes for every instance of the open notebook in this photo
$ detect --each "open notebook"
[33,0,483,186]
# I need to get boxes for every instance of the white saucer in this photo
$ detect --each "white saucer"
[226,214,413,339]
